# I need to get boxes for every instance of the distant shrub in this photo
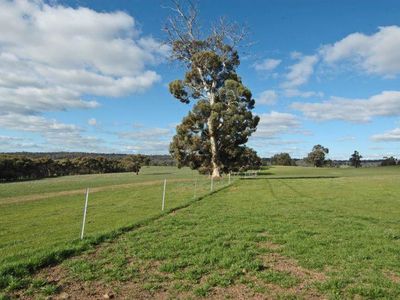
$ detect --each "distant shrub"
[381,156,397,166]
[271,153,295,166]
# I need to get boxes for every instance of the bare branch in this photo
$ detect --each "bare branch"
[163,0,252,69]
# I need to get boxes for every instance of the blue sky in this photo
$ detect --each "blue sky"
[0,0,400,159]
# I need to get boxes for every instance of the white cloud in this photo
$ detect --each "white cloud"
[0,113,77,133]
[337,136,356,142]
[119,128,171,139]
[281,55,318,89]
[124,141,170,154]
[0,0,168,152]
[0,135,42,151]
[290,51,303,59]
[292,91,400,122]
[119,127,173,154]
[0,1,167,115]
[0,113,108,152]
[320,26,400,77]
[253,111,301,138]
[0,85,98,115]
[254,58,281,71]
[282,89,323,98]
[88,118,97,126]
[268,139,304,146]
[256,90,278,105]
[371,128,400,142]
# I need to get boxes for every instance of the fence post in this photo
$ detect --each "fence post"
[229,172,231,184]
[80,188,89,240]
[162,179,167,211]
[210,176,214,192]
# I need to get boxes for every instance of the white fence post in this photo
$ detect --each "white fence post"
[80,188,89,240]
[194,177,197,199]
[162,179,166,211]
[210,176,214,192]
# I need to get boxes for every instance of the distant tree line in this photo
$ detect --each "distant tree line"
[1,150,397,182]
[266,147,399,169]
[381,156,399,166]
[0,154,150,182]
[1,152,176,166]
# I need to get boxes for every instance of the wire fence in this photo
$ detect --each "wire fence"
[0,173,236,272]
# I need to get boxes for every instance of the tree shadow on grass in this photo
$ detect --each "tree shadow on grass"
[258,171,275,176]
[240,176,339,180]
[143,172,173,176]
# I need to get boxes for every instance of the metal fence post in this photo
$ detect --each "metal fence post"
[162,179,166,211]
[80,188,89,240]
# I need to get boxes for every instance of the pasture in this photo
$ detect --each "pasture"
[0,167,229,289]
[1,166,400,299]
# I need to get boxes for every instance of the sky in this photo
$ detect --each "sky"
[0,0,400,160]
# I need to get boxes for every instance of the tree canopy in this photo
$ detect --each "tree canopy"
[271,153,294,166]
[307,144,329,167]
[349,150,362,168]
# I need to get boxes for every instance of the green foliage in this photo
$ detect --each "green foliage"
[121,154,148,175]
[169,79,260,174]
[271,153,295,166]
[258,270,299,288]
[306,145,329,167]
[349,150,362,168]
[0,154,150,182]
[381,156,397,166]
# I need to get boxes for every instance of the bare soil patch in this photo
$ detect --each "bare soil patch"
[384,270,400,284]
[14,236,329,299]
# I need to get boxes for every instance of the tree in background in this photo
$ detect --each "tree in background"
[166,1,259,177]
[381,156,397,166]
[271,153,294,166]
[349,150,362,168]
[307,145,329,167]
[121,155,148,175]
[144,157,151,167]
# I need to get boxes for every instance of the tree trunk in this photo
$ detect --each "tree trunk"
[209,129,221,178]
[207,90,221,179]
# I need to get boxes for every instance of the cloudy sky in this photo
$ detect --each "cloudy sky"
[0,0,399,159]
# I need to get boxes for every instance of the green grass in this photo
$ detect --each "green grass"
[2,165,400,299]
[0,166,197,199]
[0,167,230,289]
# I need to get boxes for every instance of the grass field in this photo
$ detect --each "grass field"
[0,167,230,292]
[1,166,400,299]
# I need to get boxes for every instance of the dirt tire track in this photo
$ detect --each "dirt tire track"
[265,179,278,201]
[276,178,317,200]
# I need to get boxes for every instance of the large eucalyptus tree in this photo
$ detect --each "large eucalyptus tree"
[165,1,260,177]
